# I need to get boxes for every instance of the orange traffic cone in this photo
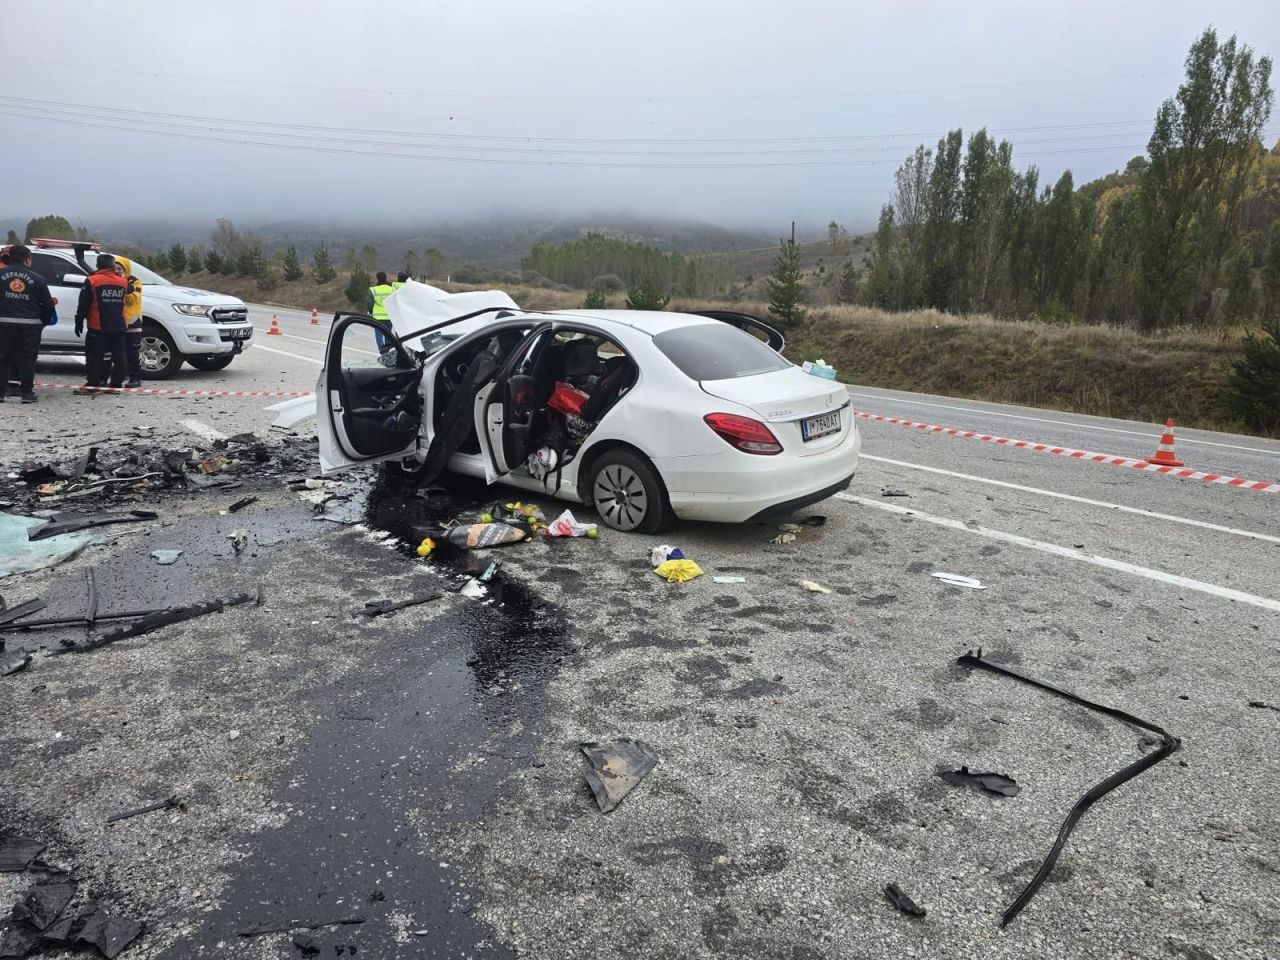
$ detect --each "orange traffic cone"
[310,306,319,325]
[1146,418,1184,467]
[267,315,282,336]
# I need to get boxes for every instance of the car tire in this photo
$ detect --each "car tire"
[187,355,235,372]
[139,323,184,379]
[589,449,671,534]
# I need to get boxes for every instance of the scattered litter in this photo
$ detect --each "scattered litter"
[526,447,558,481]
[415,537,436,558]
[59,588,262,654]
[228,730,241,741]
[106,796,181,824]
[1247,700,1279,712]
[778,523,803,534]
[770,530,796,545]
[303,478,327,490]
[957,648,1180,927]
[442,522,529,550]
[649,544,684,566]
[65,902,146,959]
[801,358,837,380]
[580,739,659,813]
[0,598,47,626]
[13,880,76,930]
[938,766,1021,797]
[150,550,182,565]
[199,455,227,475]
[226,495,258,513]
[358,594,442,617]
[712,576,746,584]
[1,647,32,676]
[545,509,597,539]
[800,515,827,526]
[28,510,157,541]
[881,488,910,497]
[931,572,985,590]
[883,882,926,917]
[292,933,320,955]
[478,561,501,583]
[0,513,99,578]
[238,917,366,938]
[228,529,249,555]
[653,559,703,583]
[458,579,486,599]
[798,579,832,594]
[0,836,45,872]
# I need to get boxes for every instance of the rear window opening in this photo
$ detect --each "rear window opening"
[654,324,790,381]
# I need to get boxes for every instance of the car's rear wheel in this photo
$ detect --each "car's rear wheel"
[139,323,183,379]
[187,355,234,372]
[589,449,671,533]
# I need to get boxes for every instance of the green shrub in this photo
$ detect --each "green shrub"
[625,277,669,310]
[583,287,608,309]
[1226,318,1280,433]
[345,267,372,306]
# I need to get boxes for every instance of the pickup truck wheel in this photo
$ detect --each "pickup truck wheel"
[139,323,184,379]
[589,449,672,534]
[187,355,234,372]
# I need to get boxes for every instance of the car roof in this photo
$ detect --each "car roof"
[549,309,718,337]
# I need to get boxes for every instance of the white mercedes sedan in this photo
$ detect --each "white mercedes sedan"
[278,282,860,533]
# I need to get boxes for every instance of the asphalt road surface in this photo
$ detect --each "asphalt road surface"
[3,301,1277,959]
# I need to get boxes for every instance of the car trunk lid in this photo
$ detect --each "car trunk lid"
[701,369,851,455]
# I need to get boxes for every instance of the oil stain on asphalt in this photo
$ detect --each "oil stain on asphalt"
[164,475,571,958]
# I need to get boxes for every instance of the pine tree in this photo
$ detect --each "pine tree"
[345,267,372,306]
[1261,223,1280,321]
[282,243,304,281]
[583,287,608,309]
[187,247,204,273]
[1225,316,1280,431]
[766,225,807,329]
[5,229,19,245]
[837,261,859,304]
[624,278,669,311]
[311,244,337,284]
[167,243,187,274]
[204,250,223,274]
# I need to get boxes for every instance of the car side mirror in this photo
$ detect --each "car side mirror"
[59,274,86,286]
[508,374,536,413]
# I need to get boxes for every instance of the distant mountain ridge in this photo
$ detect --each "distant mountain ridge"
[0,214,776,269]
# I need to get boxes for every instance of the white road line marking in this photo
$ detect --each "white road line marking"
[254,329,378,356]
[180,419,227,442]
[250,343,324,366]
[861,453,1280,546]
[847,391,1280,457]
[836,493,1280,614]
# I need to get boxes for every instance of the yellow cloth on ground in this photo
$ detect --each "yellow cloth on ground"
[653,559,703,583]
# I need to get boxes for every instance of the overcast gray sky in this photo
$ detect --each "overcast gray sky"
[3,0,1277,234]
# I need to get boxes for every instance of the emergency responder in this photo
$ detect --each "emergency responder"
[393,270,409,290]
[366,270,395,351]
[0,244,56,403]
[114,257,144,387]
[74,253,128,393]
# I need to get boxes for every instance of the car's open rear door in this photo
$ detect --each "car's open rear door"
[317,314,423,474]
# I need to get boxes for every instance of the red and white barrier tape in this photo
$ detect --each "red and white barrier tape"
[852,411,1280,494]
[32,382,313,399]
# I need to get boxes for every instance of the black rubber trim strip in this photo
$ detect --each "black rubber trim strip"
[957,648,1180,928]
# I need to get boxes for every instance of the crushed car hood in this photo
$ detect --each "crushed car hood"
[386,281,519,347]
[701,368,849,422]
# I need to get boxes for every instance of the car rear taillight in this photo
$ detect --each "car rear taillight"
[704,413,782,455]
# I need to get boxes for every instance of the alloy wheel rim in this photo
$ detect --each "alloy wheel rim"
[593,464,648,531]
[140,336,170,373]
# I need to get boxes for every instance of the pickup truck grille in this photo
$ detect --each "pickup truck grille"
[210,307,248,324]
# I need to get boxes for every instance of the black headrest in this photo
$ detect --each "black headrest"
[561,339,599,377]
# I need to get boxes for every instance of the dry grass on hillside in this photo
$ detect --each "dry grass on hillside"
[175,272,1252,434]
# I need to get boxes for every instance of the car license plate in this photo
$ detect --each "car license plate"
[801,410,841,441]
[225,328,251,340]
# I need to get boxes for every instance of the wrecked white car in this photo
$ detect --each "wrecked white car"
[272,282,860,533]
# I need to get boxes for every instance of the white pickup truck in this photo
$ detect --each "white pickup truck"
[13,239,254,379]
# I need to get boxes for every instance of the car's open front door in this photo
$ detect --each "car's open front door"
[317,314,423,473]
[474,324,554,483]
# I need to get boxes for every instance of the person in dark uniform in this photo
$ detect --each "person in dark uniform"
[0,244,56,403]
[74,253,129,393]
